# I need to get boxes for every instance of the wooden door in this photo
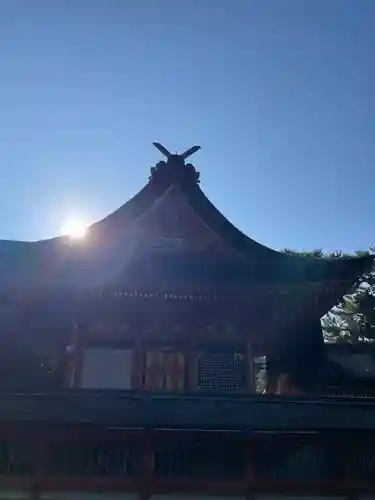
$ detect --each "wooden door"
[164,351,185,391]
[144,351,185,391]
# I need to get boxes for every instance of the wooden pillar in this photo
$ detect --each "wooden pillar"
[344,434,360,492]
[132,341,145,390]
[265,355,277,394]
[71,343,84,388]
[25,429,47,500]
[66,323,84,388]
[187,346,198,390]
[245,340,255,391]
[266,376,277,394]
[140,432,153,500]
[245,439,255,495]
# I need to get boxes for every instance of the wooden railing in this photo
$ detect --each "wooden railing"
[46,439,139,477]
[0,391,374,498]
[3,390,375,431]
[323,385,375,398]
[0,427,374,498]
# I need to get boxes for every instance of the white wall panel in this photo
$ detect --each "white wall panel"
[81,348,133,389]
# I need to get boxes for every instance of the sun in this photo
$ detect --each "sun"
[60,217,87,239]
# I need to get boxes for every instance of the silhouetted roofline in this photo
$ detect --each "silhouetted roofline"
[0,144,372,293]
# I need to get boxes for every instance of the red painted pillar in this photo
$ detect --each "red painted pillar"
[187,346,198,390]
[65,323,83,388]
[245,340,255,392]
[132,341,145,390]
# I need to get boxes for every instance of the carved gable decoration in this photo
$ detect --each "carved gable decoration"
[134,186,240,259]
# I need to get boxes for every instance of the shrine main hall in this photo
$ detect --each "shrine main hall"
[0,143,375,500]
[0,142,372,395]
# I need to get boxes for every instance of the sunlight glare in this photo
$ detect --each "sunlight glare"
[60,217,87,239]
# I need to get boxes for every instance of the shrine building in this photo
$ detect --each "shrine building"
[0,142,373,395]
[0,143,374,500]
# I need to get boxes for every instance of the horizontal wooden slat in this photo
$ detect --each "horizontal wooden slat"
[0,420,373,497]
[1,391,375,431]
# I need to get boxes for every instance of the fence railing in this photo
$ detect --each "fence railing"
[0,428,373,497]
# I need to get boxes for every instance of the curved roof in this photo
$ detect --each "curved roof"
[0,145,372,294]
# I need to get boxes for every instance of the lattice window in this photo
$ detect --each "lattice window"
[197,351,244,390]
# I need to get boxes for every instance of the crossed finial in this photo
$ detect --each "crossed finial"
[153,142,201,163]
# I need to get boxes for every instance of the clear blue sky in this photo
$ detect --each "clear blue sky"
[0,0,374,253]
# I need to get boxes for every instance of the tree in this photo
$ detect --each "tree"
[323,287,375,344]
[282,248,375,344]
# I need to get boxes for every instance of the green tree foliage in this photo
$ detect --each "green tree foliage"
[323,287,375,343]
[281,248,375,343]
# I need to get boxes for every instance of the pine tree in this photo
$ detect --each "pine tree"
[282,248,375,344]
